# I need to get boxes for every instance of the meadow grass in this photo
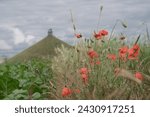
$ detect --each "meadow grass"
[51,36,150,99]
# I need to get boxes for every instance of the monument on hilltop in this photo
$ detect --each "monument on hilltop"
[48,28,53,36]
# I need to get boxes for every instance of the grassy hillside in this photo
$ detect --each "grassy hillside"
[8,35,71,63]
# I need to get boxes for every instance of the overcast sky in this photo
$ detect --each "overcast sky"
[0,0,149,57]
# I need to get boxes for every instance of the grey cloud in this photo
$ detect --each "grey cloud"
[0,40,12,50]
[0,0,149,57]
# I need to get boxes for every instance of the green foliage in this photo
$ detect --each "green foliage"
[0,59,53,100]
[0,77,19,99]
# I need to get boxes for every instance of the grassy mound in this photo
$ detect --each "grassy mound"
[8,35,71,63]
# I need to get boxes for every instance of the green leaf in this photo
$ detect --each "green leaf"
[4,89,28,100]
[0,77,19,99]
[32,92,41,99]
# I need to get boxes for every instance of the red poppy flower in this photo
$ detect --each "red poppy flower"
[89,60,101,65]
[107,54,117,61]
[128,44,140,60]
[119,46,128,55]
[96,61,101,65]
[75,33,82,38]
[80,67,88,74]
[74,89,81,94]
[62,87,72,97]
[94,29,108,40]
[81,74,88,82]
[87,50,98,59]
[128,49,138,60]
[99,30,108,36]
[133,44,140,51]
[134,72,143,80]
[81,74,88,79]
[119,46,128,60]
[94,32,102,40]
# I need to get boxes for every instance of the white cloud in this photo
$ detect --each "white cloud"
[10,27,25,45]
[0,40,12,50]
[0,25,36,46]
[26,35,35,45]
[9,27,36,46]
[0,25,26,45]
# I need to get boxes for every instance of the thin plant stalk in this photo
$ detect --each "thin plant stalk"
[107,20,119,47]
[146,24,150,41]
[96,6,103,31]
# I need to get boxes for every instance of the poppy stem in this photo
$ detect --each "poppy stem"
[96,6,103,31]
[134,34,141,45]
[107,20,119,48]
[70,9,77,34]
[146,24,150,41]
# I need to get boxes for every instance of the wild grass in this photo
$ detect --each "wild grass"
[51,36,150,99]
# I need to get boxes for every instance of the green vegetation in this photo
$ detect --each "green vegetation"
[51,38,150,99]
[0,59,53,99]
[0,37,150,100]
